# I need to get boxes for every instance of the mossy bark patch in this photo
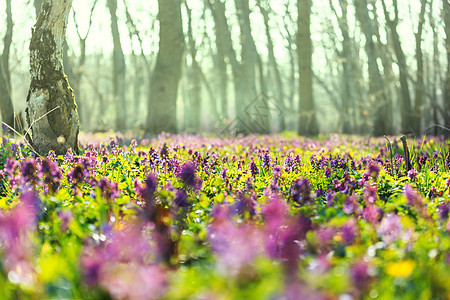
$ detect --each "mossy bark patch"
[26,0,79,155]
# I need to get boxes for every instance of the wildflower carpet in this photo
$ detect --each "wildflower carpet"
[0,134,449,299]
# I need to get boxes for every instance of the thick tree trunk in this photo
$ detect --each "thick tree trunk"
[26,0,80,155]
[107,0,127,130]
[297,0,318,135]
[0,0,14,130]
[146,0,184,134]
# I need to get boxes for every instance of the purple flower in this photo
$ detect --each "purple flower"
[341,219,357,245]
[351,261,373,292]
[407,169,419,181]
[437,203,449,222]
[343,196,358,215]
[96,177,119,201]
[363,204,382,224]
[363,184,378,204]
[21,159,37,185]
[231,193,256,218]
[404,184,422,207]
[67,163,84,187]
[262,152,271,170]
[38,158,62,193]
[368,162,380,178]
[377,214,403,244]
[285,155,293,172]
[291,178,311,204]
[209,210,261,276]
[135,173,158,218]
[248,161,259,177]
[174,190,189,208]
[177,162,200,189]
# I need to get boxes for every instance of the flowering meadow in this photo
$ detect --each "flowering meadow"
[0,133,449,299]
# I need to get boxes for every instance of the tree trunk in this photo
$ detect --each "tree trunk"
[413,0,427,135]
[381,0,413,134]
[329,0,356,134]
[0,0,14,130]
[355,0,392,136]
[444,0,450,128]
[259,0,286,132]
[297,0,318,135]
[26,0,80,155]
[185,2,202,131]
[235,0,268,134]
[146,0,184,134]
[107,0,127,130]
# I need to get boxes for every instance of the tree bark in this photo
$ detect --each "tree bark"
[146,0,184,134]
[185,2,202,131]
[355,0,392,136]
[107,0,127,130]
[413,0,427,134]
[258,0,286,132]
[26,0,80,155]
[329,0,357,133]
[235,0,268,134]
[297,0,318,135]
[0,0,14,130]
[381,0,413,134]
[444,0,450,128]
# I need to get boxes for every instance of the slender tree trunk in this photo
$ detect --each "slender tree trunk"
[297,0,318,135]
[185,2,202,131]
[355,0,392,136]
[26,0,80,155]
[444,0,450,128]
[235,0,269,134]
[206,0,242,128]
[146,0,184,134]
[0,0,14,130]
[413,0,427,134]
[107,0,126,130]
[381,0,413,134]
[259,0,286,132]
[329,0,356,133]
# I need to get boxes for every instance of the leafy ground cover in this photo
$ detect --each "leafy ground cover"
[0,133,449,299]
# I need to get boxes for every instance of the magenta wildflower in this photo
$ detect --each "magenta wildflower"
[173,190,189,208]
[377,214,403,244]
[362,204,382,224]
[407,169,419,181]
[368,162,380,178]
[363,184,378,204]
[291,178,311,204]
[351,261,373,292]
[209,217,261,276]
[341,219,357,245]
[248,161,259,177]
[177,162,201,189]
